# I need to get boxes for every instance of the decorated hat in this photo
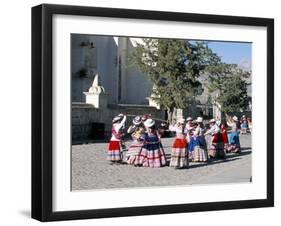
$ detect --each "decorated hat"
[232,116,238,121]
[112,115,122,123]
[133,116,142,125]
[196,117,203,123]
[186,117,193,121]
[144,118,155,128]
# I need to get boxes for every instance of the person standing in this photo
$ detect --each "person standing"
[205,119,225,159]
[221,121,229,153]
[169,118,189,169]
[107,114,127,163]
[191,117,208,162]
[136,119,167,167]
[126,116,145,165]
[184,117,193,143]
[240,115,248,134]
[226,114,241,153]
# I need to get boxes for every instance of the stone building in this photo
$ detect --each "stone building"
[72,35,166,143]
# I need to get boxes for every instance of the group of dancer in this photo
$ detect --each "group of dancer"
[107,113,244,169]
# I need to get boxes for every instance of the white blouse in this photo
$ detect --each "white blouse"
[205,124,220,136]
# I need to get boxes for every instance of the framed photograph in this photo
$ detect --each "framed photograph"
[32,4,274,221]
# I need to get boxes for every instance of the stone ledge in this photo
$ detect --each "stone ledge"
[108,104,158,110]
[72,102,96,109]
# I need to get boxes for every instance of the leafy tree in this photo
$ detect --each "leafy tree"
[129,38,220,122]
[207,63,250,113]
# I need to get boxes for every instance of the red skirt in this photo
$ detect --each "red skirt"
[172,138,188,149]
[212,133,224,143]
[107,140,121,161]
[108,140,121,150]
[222,131,229,144]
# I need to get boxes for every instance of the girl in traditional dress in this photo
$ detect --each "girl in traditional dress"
[136,119,167,168]
[169,118,189,169]
[191,117,208,162]
[126,116,146,165]
[205,119,225,159]
[226,114,241,153]
[107,114,127,163]
[184,117,193,143]
[188,127,196,160]
[240,115,248,134]
[221,121,229,153]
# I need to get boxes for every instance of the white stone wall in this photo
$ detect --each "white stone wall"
[122,38,153,105]
[71,35,153,105]
[71,34,118,104]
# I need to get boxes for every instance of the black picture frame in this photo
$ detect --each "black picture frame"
[32,3,274,222]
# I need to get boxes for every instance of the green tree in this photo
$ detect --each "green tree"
[129,38,220,122]
[207,63,250,113]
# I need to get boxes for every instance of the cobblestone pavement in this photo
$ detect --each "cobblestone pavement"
[72,134,252,190]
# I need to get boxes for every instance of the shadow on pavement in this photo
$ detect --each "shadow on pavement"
[164,149,251,170]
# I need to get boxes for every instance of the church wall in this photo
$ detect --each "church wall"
[71,34,118,104]
[124,38,153,105]
[71,35,154,106]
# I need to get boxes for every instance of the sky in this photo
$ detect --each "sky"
[207,41,252,66]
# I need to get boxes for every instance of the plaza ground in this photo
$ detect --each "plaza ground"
[72,134,252,190]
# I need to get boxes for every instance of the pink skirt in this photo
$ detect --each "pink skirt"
[126,141,143,165]
[136,145,166,168]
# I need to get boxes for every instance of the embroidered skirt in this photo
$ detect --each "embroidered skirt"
[126,140,144,165]
[192,146,208,162]
[137,142,166,168]
[107,140,121,161]
[170,138,189,168]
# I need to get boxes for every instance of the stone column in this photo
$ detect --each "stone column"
[83,74,109,109]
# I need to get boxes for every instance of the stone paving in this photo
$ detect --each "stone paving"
[72,134,252,190]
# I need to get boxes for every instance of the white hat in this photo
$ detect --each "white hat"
[178,118,185,124]
[144,118,155,128]
[209,119,216,124]
[186,117,193,121]
[232,116,238,121]
[112,116,122,123]
[196,117,203,123]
